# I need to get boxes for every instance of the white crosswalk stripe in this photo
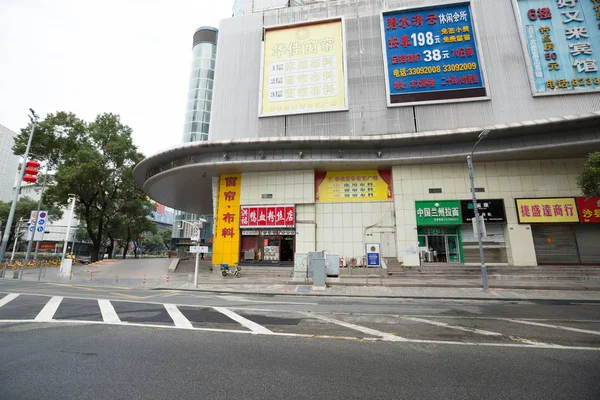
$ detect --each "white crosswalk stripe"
[505,319,600,336]
[213,307,272,334]
[98,299,121,323]
[34,296,63,321]
[402,316,503,336]
[304,312,407,341]
[0,293,19,308]
[164,304,193,329]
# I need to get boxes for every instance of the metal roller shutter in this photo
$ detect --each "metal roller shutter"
[462,224,507,263]
[574,225,600,264]
[532,225,579,264]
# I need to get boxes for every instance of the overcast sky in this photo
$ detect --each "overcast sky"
[0,0,232,157]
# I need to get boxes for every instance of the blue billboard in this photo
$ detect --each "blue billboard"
[514,0,600,95]
[381,2,488,105]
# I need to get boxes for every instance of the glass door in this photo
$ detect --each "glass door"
[446,235,460,262]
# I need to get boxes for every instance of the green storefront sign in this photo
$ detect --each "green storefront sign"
[415,200,461,226]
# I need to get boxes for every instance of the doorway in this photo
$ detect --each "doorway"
[418,227,461,263]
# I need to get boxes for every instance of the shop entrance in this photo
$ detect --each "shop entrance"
[418,227,461,263]
[240,230,295,265]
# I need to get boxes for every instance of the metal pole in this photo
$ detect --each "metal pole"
[60,196,76,272]
[10,224,20,261]
[467,155,488,291]
[25,165,48,261]
[71,229,77,256]
[194,251,200,288]
[0,111,39,261]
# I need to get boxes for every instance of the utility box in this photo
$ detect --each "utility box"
[308,251,323,279]
[311,257,326,288]
[325,254,340,277]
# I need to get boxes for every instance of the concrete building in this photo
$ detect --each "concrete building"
[135,0,600,267]
[0,124,20,203]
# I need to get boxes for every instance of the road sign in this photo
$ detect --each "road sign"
[189,246,208,253]
[26,210,48,241]
[366,243,381,267]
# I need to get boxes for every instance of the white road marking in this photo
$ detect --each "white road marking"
[98,299,121,323]
[164,304,193,329]
[213,307,273,334]
[34,296,63,322]
[0,293,19,308]
[506,319,600,336]
[402,316,503,336]
[304,312,407,341]
[217,295,318,306]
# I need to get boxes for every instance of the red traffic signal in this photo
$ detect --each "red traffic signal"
[23,160,40,183]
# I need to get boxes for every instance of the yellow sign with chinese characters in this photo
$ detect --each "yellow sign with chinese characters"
[212,174,242,266]
[260,19,347,116]
[515,198,579,224]
[315,170,393,202]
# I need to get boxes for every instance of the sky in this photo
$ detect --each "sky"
[0,0,232,157]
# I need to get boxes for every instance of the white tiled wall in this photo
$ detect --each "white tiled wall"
[315,201,395,262]
[241,170,314,205]
[296,204,316,254]
[392,159,585,266]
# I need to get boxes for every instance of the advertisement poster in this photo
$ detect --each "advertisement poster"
[576,197,600,223]
[515,198,579,223]
[513,0,600,95]
[415,200,462,226]
[212,174,242,265]
[366,243,381,267]
[315,170,393,202]
[263,246,279,261]
[381,2,488,105]
[260,19,347,116]
[240,205,295,228]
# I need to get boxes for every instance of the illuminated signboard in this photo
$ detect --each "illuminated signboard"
[259,18,348,117]
[515,198,580,223]
[381,1,488,106]
[513,0,600,96]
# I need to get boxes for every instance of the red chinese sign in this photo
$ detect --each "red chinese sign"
[576,197,600,223]
[240,205,295,228]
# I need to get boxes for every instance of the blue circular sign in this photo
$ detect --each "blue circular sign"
[29,226,34,232]
[38,219,45,225]
[39,212,47,218]
[37,226,44,232]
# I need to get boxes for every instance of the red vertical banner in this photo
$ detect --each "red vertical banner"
[275,206,285,226]
[284,206,295,227]
[240,207,249,227]
[258,208,267,226]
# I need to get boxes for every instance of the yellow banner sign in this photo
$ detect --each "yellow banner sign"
[515,198,579,223]
[260,19,346,116]
[315,170,393,202]
[212,174,242,266]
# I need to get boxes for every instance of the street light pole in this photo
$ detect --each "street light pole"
[0,109,39,261]
[178,219,206,287]
[60,195,76,274]
[467,129,490,292]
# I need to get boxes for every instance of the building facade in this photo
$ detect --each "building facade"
[135,0,600,267]
[0,124,20,203]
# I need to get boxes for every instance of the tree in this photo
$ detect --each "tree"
[577,152,600,198]
[13,112,154,262]
[0,196,62,241]
[159,228,173,250]
[138,231,167,255]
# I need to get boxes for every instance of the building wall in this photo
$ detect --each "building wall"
[210,0,600,142]
[0,124,20,202]
[392,158,586,266]
[240,170,314,205]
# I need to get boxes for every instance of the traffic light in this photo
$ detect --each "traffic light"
[23,160,40,183]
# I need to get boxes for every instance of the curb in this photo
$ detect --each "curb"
[151,286,600,303]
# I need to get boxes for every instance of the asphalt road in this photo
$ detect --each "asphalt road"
[0,280,599,399]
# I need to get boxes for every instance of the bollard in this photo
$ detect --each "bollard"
[90,271,93,281]
[143,275,146,286]
[166,273,169,283]
[70,271,73,280]
[116,274,119,283]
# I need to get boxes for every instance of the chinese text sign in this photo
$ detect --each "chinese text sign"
[515,0,600,94]
[415,200,462,226]
[576,197,600,222]
[212,174,242,266]
[382,2,487,105]
[260,19,347,116]
[315,170,393,202]
[515,198,580,223]
[240,205,295,228]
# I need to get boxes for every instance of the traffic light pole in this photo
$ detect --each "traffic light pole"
[0,110,39,261]
[25,164,48,262]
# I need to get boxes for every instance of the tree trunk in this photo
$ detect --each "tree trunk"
[133,242,138,259]
[90,247,100,263]
[122,241,129,259]
[106,237,114,259]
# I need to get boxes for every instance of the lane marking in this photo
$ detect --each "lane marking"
[506,319,600,337]
[98,299,121,323]
[164,304,193,329]
[303,312,407,342]
[212,307,272,334]
[34,296,63,322]
[0,293,19,308]
[217,295,318,306]
[402,316,503,336]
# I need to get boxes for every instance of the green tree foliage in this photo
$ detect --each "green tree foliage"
[13,112,154,262]
[138,231,167,255]
[0,196,62,240]
[159,228,173,250]
[577,152,600,198]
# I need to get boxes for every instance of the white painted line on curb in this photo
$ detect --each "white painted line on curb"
[217,295,318,306]
[0,293,19,308]
[304,312,407,342]
[506,319,600,336]
[34,296,63,322]
[98,299,121,323]
[402,316,503,336]
[164,304,193,329]
[213,307,273,334]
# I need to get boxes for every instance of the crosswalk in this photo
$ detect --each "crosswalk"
[1,292,600,350]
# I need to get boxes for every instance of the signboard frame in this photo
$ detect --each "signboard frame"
[366,243,381,267]
[240,205,296,228]
[514,197,580,224]
[511,0,600,97]
[415,200,462,226]
[189,245,209,254]
[380,0,491,107]
[460,199,507,223]
[258,16,350,118]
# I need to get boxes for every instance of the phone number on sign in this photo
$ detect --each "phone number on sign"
[393,62,478,77]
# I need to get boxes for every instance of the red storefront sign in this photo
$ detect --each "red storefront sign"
[576,197,600,223]
[240,205,295,228]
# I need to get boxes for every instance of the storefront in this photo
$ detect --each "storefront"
[460,199,508,264]
[517,197,600,265]
[416,200,463,263]
[239,205,296,265]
